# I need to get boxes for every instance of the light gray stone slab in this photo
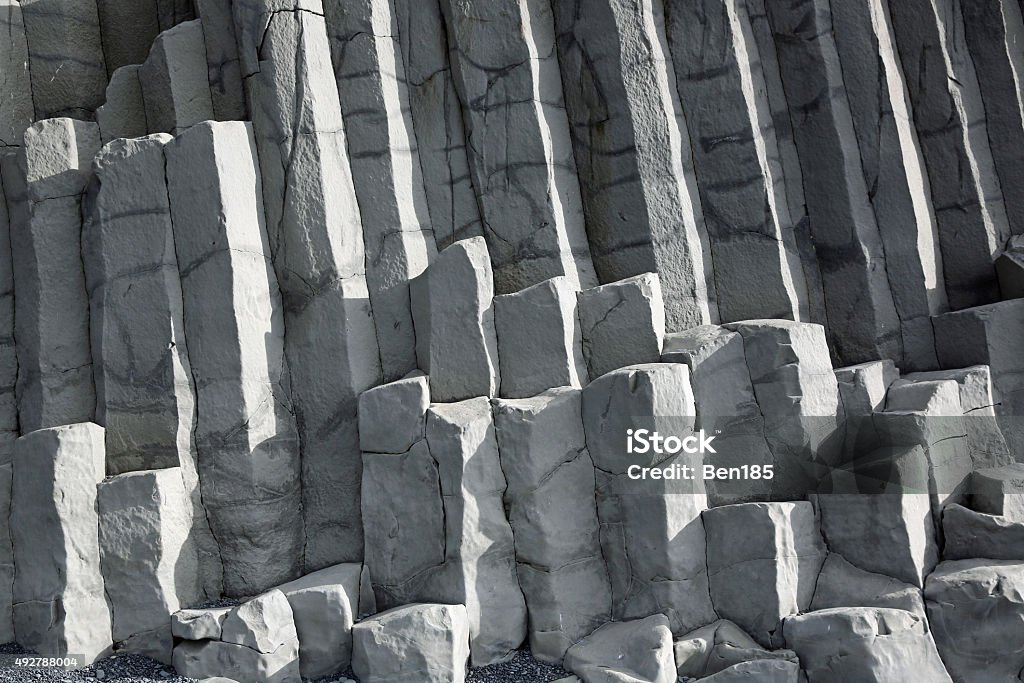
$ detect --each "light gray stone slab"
[141,20,216,135]
[439,0,597,294]
[352,603,470,683]
[552,0,716,330]
[11,423,112,663]
[166,121,303,597]
[0,1,33,147]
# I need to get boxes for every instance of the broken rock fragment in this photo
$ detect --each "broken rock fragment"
[351,603,470,683]
[563,614,676,683]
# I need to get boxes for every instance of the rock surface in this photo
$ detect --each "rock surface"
[351,603,470,683]
[563,614,676,683]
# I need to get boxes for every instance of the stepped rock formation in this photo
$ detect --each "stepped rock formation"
[0,1,1023,681]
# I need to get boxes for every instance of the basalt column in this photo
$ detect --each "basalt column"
[551,0,717,330]
[0,1,33,147]
[439,0,598,294]
[233,0,383,570]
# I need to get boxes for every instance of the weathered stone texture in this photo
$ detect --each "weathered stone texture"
[564,615,676,683]
[95,66,148,145]
[195,0,247,120]
[141,20,215,136]
[0,150,19,466]
[352,603,470,683]
[0,1,33,147]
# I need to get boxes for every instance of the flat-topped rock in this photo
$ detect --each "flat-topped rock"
[141,20,215,135]
[352,603,470,683]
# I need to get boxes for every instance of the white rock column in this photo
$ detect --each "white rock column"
[232,0,383,570]
[551,0,716,330]
[83,133,222,599]
[888,0,1012,308]
[439,0,597,294]
[664,0,808,323]
[392,0,482,250]
[11,423,112,663]
[166,121,303,597]
[0,1,33,147]
[13,119,100,433]
[323,0,437,381]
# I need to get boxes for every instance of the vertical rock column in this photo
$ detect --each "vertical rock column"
[140,20,216,136]
[13,118,100,433]
[83,134,222,599]
[551,0,716,330]
[166,121,303,596]
[194,0,247,121]
[888,0,1012,308]
[95,0,161,74]
[439,0,597,293]
[0,152,19,464]
[392,0,482,250]
[11,423,112,663]
[20,0,107,119]
[763,0,901,365]
[664,0,808,323]
[323,0,437,381]
[233,0,383,570]
[0,0,33,147]
[828,0,948,370]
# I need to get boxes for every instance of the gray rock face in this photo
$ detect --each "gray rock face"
[763,0,901,366]
[701,660,801,683]
[194,0,246,121]
[0,464,13,643]
[141,20,215,135]
[577,273,665,380]
[675,619,799,680]
[20,0,107,118]
[0,150,20,466]
[95,66,148,144]
[492,388,610,663]
[172,607,231,641]
[582,363,716,635]
[13,119,100,434]
[664,0,807,324]
[494,276,587,399]
[324,0,437,382]
[221,590,296,654]
[351,603,470,683]
[942,503,1024,561]
[358,371,429,455]
[784,607,952,682]
[173,638,300,683]
[0,1,33,147]
[276,563,362,679]
[94,0,161,74]
[971,463,1024,521]
[411,237,500,402]
[810,553,926,621]
[564,614,676,683]
[888,0,1011,309]
[704,502,826,647]
[233,0,382,571]
[439,0,597,294]
[926,560,1024,683]
[97,468,200,662]
[552,0,715,330]
[11,423,112,663]
[166,121,303,597]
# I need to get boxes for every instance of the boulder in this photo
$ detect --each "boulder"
[220,591,296,654]
[276,563,362,679]
[942,503,1024,561]
[551,0,715,329]
[810,553,926,620]
[971,463,1024,521]
[577,273,665,380]
[166,121,303,596]
[97,468,200,662]
[351,603,470,683]
[173,638,300,683]
[674,619,799,679]
[95,65,148,144]
[492,388,610,662]
[564,614,676,683]
[411,237,500,401]
[704,502,826,646]
[494,276,588,398]
[925,559,1024,683]
[783,607,952,682]
[172,607,232,641]
[11,423,111,663]
[439,0,596,293]
[358,371,429,454]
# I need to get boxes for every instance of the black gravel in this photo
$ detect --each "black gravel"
[466,649,571,682]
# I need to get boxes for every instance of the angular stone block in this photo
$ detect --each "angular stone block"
[704,502,826,647]
[0,1,33,146]
[810,553,926,621]
[552,0,716,329]
[783,607,952,682]
[972,463,1024,521]
[276,563,362,679]
[20,0,107,118]
[351,603,470,683]
[392,0,482,249]
[665,0,808,323]
[95,65,148,144]
[412,237,500,401]
[11,423,111,663]
[13,118,100,433]
[577,273,665,380]
[492,388,610,663]
[324,0,437,381]
[141,20,215,135]
[925,560,1024,683]
[494,276,587,398]
[836,360,898,416]
[358,371,429,454]
[166,121,303,596]
[98,468,199,662]
[233,0,383,569]
[564,615,676,683]
[942,503,1024,561]
[173,637,300,683]
[675,619,799,680]
[172,607,231,641]
[440,0,597,294]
